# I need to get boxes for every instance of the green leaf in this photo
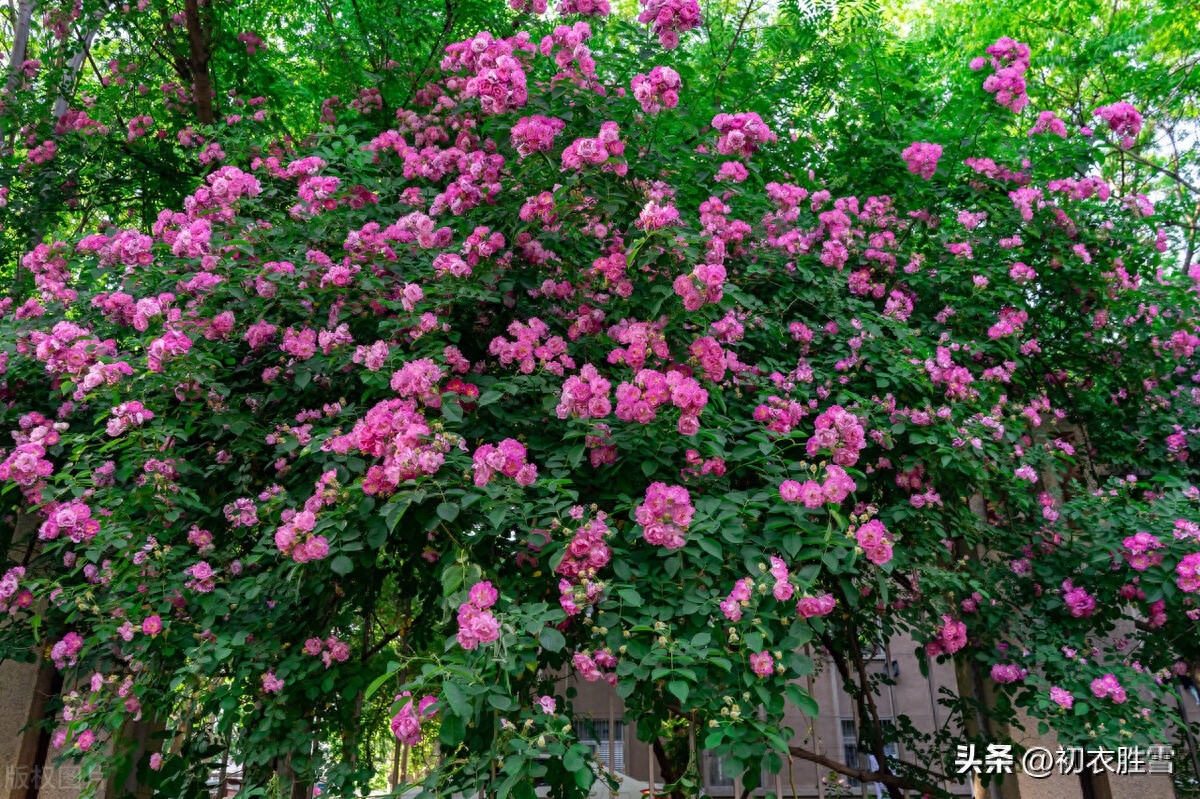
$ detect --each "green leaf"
[618,588,643,606]
[668,680,690,704]
[786,684,820,718]
[439,713,465,746]
[382,498,410,532]
[442,567,464,597]
[539,627,566,653]
[330,555,354,575]
[697,537,723,559]
[367,522,388,549]
[436,501,460,522]
[442,680,472,719]
[441,399,463,423]
[487,692,515,711]
[477,390,503,406]
[563,748,584,773]
[495,771,522,799]
[822,551,842,573]
[364,661,402,701]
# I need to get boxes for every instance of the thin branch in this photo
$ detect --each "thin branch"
[786,743,950,793]
[1117,145,1200,195]
[711,0,759,107]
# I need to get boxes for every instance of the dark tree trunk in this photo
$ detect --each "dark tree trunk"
[182,0,215,124]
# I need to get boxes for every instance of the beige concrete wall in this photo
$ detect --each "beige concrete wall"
[1008,704,1082,799]
[0,659,103,799]
[1006,695,1177,799]
[1106,772,1176,799]
[1,659,40,797]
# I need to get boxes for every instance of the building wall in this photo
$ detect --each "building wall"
[1,659,106,799]
[1,659,40,799]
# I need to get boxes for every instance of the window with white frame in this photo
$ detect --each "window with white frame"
[703,749,736,788]
[841,718,898,788]
[575,718,625,774]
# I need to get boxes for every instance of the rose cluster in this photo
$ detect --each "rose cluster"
[472,439,538,487]
[560,122,627,175]
[853,519,894,566]
[556,364,613,419]
[509,115,565,158]
[637,0,701,49]
[441,32,534,115]
[456,582,501,650]
[635,482,694,550]
[391,694,439,746]
[901,142,942,180]
[925,615,968,657]
[631,66,681,114]
[1094,102,1144,149]
[971,36,1031,112]
[614,368,708,435]
[778,464,858,508]
[712,112,776,158]
[806,405,866,466]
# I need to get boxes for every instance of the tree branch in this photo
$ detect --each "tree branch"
[786,742,950,794]
[711,0,759,107]
[1116,143,1199,195]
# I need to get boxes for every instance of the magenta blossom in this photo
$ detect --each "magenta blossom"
[261,671,285,694]
[901,142,942,180]
[635,482,694,550]
[391,694,438,745]
[749,651,774,677]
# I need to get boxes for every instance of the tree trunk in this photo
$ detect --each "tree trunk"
[52,26,101,119]
[182,0,215,124]
[650,731,688,799]
[5,0,35,95]
[3,0,36,145]
[217,748,229,797]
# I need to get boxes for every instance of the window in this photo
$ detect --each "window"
[575,718,625,774]
[841,718,898,788]
[704,750,736,788]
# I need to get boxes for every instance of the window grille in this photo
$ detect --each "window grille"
[841,718,897,788]
[704,750,736,787]
[575,718,625,774]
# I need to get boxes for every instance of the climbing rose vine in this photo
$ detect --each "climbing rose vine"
[0,16,1198,799]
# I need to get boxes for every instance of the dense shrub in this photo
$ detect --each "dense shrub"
[1,7,1198,799]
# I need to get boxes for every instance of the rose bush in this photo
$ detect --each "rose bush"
[1,7,1198,799]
